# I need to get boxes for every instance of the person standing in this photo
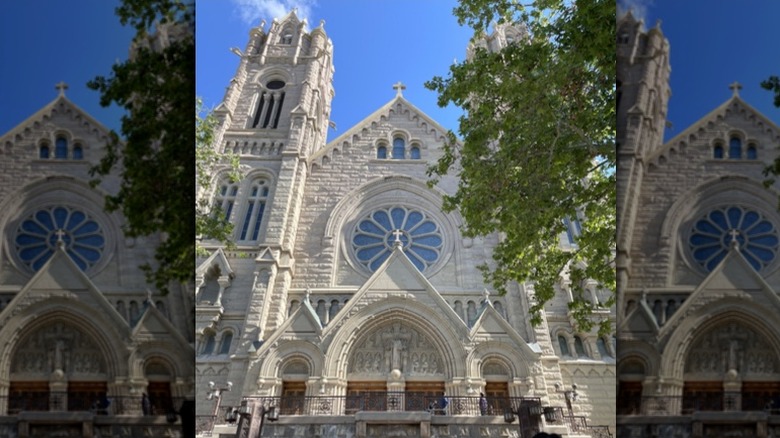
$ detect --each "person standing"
[479,392,487,416]
[141,393,151,416]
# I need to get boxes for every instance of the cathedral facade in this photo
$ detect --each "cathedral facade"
[196,12,614,438]
[0,85,196,437]
[617,12,780,438]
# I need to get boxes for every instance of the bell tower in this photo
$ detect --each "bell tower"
[615,12,671,314]
[206,11,335,345]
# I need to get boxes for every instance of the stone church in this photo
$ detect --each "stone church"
[0,88,196,435]
[617,12,780,438]
[196,11,614,438]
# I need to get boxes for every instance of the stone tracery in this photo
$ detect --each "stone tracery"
[685,322,778,376]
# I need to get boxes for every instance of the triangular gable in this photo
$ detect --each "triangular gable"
[0,94,114,145]
[196,247,234,277]
[659,243,780,339]
[0,246,128,332]
[311,94,454,163]
[249,294,322,358]
[255,247,276,263]
[132,304,195,352]
[617,299,659,336]
[469,300,542,358]
[651,96,780,163]
[321,244,469,339]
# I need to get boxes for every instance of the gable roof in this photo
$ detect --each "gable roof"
[310,93,455,165]
[650,95,780,165]
[0,93,114,146]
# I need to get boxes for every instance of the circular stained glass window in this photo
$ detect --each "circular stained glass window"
[15,206,105,272]
[352,206,443,272]
[689,206,779,272]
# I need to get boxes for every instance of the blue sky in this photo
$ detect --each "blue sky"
[0,1,135,135]
[196,0,473,142]
[619,0,780,141]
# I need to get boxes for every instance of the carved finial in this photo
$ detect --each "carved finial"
[392,81,406,97]
[146,288,155,307]
[260,19,266,29]
[305,287,312,302]
[319,19,325,28]
[729,81,742,97]
[483,289,491,302]
[55,81,68,97]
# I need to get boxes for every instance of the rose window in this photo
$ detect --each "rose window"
[689,206,778,271]
[15,206,105,272]
[352,207,443,272]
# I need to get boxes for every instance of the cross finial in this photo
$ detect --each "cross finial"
[483,288,491,302]
[305,287,312,302]
[54,229,67,247]
[729,81,742,97]
[55,81,68,97]
[728,229,741,248]
[392,229,404,243]
[392,81,406,97]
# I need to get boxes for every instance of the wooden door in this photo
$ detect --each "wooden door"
[683,382,722,413]
[485,382,509,415]
[8,382,48,413]
[67,381,108,412]
[147,381,173,415]
[280,381,306,414]
[405,381,445,412]
[617,381,642,415]
[346,381,385,413]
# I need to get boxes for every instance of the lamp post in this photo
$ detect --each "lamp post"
[206,381,233,423]
[235,399,279,438]
[503,400,543,437]
[554,383,578,415]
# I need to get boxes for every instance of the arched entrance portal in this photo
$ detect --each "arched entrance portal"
[683,320,780,413]
[9,321,109,413]
[345,321,447,413]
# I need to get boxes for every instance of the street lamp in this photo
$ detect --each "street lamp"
[206,381,233,421]
[235,400,279,437]
[555,383,578,415]
[503,400,543,436]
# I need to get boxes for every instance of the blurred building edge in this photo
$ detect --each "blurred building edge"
[0,19,195,438]
[194,10,615,438]
[617,11,780,438]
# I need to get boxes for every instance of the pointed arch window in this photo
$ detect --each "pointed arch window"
[252,80,286,129]
[239,178,270,241]
[202,333,216,355]
[597,337,611,358]
[392,137,405,159]
[729,137,742,159]
[279,26,294,45]
[55,137,68,159]
[213,179,239,222]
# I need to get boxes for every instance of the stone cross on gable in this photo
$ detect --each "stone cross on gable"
[728,229,741,248]
[54,229,67,247]
[392,229,404,243]
[729,81,742,97]
[55,81,68,97]
[393,81,406,97]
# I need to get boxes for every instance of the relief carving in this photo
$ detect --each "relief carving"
[685,322,777,376]
[11,322,106,376]
[348,323,443,376]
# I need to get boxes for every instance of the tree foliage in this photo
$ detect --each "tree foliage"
[88,0,194,293]
[196,100,240,255]
[426,0,615,334]
[762,75,780,108]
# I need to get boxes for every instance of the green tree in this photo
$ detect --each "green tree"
[88,0,194,293]
[426,0,615,334]
[763,76,780,107]
[196,100,240,255]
